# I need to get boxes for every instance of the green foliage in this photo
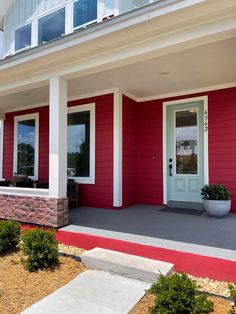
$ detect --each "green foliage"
[149,273,214,314]
[228,284,236,314]
[201,184,231,200]
[0,220,21,253]
[21,228,58,272]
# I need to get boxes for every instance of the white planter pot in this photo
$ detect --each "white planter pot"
[204,199,231,217]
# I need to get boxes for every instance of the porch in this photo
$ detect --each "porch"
[59,205,236,281]
[0,0,235,228]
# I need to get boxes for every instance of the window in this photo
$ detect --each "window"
[67,104,95,183]
[175,109,198,175]
[74,0,97,29]
[14,114,39,179]
[38,8,65,44]
[15,24,31,51]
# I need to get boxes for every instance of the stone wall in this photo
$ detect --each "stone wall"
[0,194,68,227]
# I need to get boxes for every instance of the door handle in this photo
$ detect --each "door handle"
[169,164,172,176]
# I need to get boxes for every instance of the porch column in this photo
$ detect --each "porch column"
[49,76,67,198]
[113,89,122,207]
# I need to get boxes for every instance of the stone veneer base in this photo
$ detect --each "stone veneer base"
[0,194,68,227]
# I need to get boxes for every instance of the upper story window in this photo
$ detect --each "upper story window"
[73,0,97,29]
[15,24,31,52]
[38,8,65,44]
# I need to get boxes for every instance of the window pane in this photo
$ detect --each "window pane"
[17,119,35,176]
[67,111,90,177]
[74,0,97,28]
[15,24,31,51]
[175,110,198,175]
[38,8,65,44]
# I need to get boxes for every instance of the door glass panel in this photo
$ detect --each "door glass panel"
[175,109,198,175]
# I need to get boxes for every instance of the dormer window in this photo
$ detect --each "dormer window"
[38,8,65,45]
[15,24,31,52]
[73,0,97,29]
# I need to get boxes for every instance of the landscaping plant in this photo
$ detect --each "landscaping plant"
[201,184,230,200]
[228,283,236,314]
[21,228,59,272]
[0,220,21,253]
[149,273,214,314]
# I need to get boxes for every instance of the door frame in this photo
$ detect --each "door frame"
[163,96,209,204]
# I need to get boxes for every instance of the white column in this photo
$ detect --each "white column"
[49,76,67,198]
[113,89,122,207]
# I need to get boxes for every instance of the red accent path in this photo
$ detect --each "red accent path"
[57,230,236,282]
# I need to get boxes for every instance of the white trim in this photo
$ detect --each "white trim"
[67,102,96,184]
[137,82,236,102]
[163,96,208,204]
[13,113,39,180]
[0,186,49,197]
[203,97,209,185]
[113,89,122,207]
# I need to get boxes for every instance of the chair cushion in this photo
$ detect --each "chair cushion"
[11,174,28,184]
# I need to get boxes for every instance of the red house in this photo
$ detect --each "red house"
[0,0,235,227]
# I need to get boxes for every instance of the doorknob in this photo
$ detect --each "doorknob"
[169,164,173,176]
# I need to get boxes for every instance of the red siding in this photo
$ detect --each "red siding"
[3,94,114,208]
[123,87,236,211]
[69,94,114,208]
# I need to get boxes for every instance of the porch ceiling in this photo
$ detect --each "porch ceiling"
[0,37,236,110]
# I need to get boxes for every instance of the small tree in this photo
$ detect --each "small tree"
[0,220,21,253]
[21,228,58,272]
[149,273,214,314]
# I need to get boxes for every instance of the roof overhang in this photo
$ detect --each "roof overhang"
[0,0,12,29]
[0,0,235,109]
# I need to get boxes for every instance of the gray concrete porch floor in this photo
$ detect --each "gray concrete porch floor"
[61,205,236,261]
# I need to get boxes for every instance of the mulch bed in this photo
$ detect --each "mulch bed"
[0,249,86,314]
[130,293,232,313]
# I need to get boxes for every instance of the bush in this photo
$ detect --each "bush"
[201,184,230,200]
[21,228,58,272]
[228,283,236,314]
[149,273,214,314]
[0,220,21,253]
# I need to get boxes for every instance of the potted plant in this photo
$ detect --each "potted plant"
[201,184,231,217]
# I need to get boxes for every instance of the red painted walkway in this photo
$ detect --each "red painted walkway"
[57,229,236,282]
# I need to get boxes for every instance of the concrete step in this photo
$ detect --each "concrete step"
[81,248,174,283]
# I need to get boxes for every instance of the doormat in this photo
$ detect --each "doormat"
[159,207,205,216]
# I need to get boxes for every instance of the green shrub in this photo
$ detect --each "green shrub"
[21,228,58,272]
[201,184,230,200]
[228,283,236,314]
[0,220,21,253]
[149,273,214,314]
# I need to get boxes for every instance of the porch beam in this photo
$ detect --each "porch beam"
[49,76,67,198]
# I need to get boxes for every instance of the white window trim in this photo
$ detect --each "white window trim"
[14,113,39,180]
[67,103,95,184]
[12,0,122,54]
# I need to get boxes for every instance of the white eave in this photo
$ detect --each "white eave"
[0,0,236,90]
